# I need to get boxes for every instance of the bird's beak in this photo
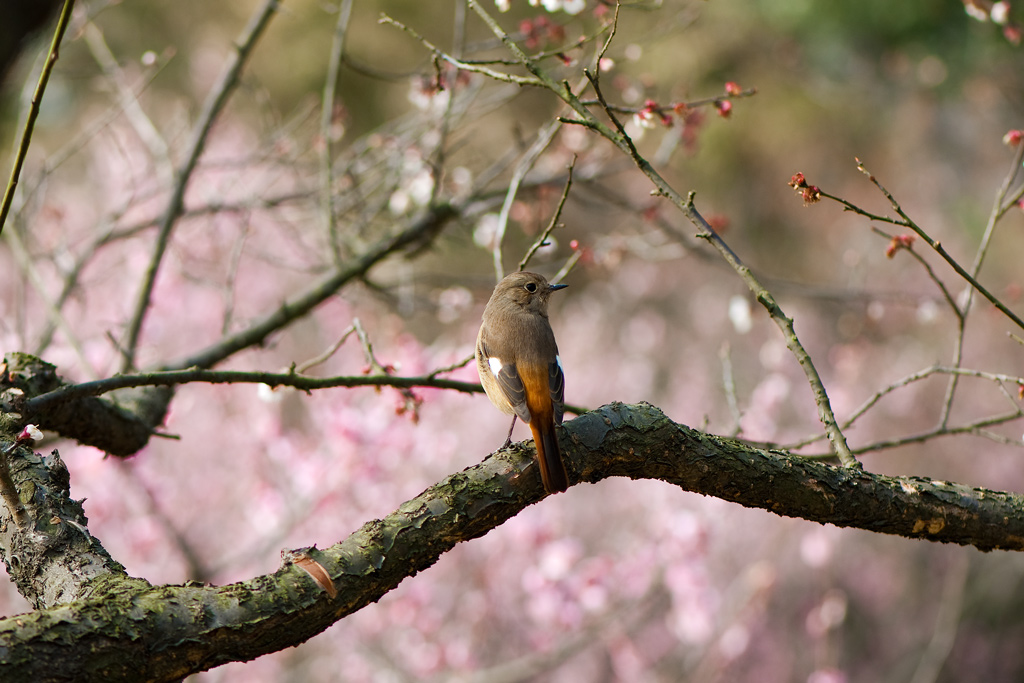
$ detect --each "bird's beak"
[549,283,568,292]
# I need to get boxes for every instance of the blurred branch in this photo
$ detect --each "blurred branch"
[32,190,309,356]
[2,402,1022,681]
[869,226,961,322]
[5,222,95,375]
[492,119,561,282]
[320,0,354,264]
[82,20,171,183]
[550,247,581,284]
[908,552,970,683]
[0,0,75,239]
[120,0,281,372]
[160,202,457,372]
[519,156,575,272]
[719,342,743,437]
[817,160,1024,333]
[780,365,1024,454]
[940,142,1024,427]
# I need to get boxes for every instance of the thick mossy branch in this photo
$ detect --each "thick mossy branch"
[6,353,170,457]
[0,402,1020,681]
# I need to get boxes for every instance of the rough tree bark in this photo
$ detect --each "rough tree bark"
[0,393,1019,682]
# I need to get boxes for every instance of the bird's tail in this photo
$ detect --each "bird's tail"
[531,418,568,494]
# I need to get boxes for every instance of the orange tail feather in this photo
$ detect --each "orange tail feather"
[531,418,568,494]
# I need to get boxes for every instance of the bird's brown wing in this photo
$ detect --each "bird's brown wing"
[479,339,532,424]
[549,358,565,425]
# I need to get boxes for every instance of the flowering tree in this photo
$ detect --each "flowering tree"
[1,0,1024,681]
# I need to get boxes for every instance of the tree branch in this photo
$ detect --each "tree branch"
[161,203,457,372]
[0,402,1020,680]
[120,0,281,372]
[0,0,75,239]
[465,0,858,469]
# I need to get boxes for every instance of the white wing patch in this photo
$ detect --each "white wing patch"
[556,355,563,372]
[488,356,504,376]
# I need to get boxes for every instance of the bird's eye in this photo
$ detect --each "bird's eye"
[525,282,538,293]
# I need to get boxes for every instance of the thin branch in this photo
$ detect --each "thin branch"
[5,222,95,376]
[825,161,1024,333]
[468,0,857,467]
[120,0,281,372]
[940,142,1024,426]
[908,553,970,683]
[550,247,581,285]
[842,410,1024,457]
[24,368,485,415]
[869,226,961,322]
[82,20,171,183]
[159,202,456,372]
[780,364,1024,453]
[23,363,591,420]
[0,0,76,239]
[427,354,475,379]
[577,87,758,116]
[351,318,388,374]
[293,325,358,375]
[518,155,575,272]
[492,119,562,282]
[719,342,743,437]
[320,0,355,265]
[379,14,545,87]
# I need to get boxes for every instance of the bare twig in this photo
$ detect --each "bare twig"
[869,226,961,321]
[427,354,475,379]
[466,0,858,467]
[0,0,76,239]
[120,0,281,372]
[519,156,575,272]
[908,553,970,683]
[492,119,561,282]
[780,364,1024,453]
[380,14,545,88]
[82,20,171,182]
[550,248,581,285]
[821,161,1024,333]
[24,368,484,415]
[159,203,456,372]
[5,222,94,376]
[294,325,358,375]
[843,410,1023,456]
[719,342,743,436]
[939,142,1024,426]
[320,0,355,264]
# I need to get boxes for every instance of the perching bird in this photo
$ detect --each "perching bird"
[475,271,569,494]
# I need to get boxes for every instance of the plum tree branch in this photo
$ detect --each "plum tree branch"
[160,202,457,372]
[0,0,75,239]
[120,0,281,372]
[464,0,858,469]
[0,402,1020,681]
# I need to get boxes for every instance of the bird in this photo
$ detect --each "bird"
[475,271,569,494]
